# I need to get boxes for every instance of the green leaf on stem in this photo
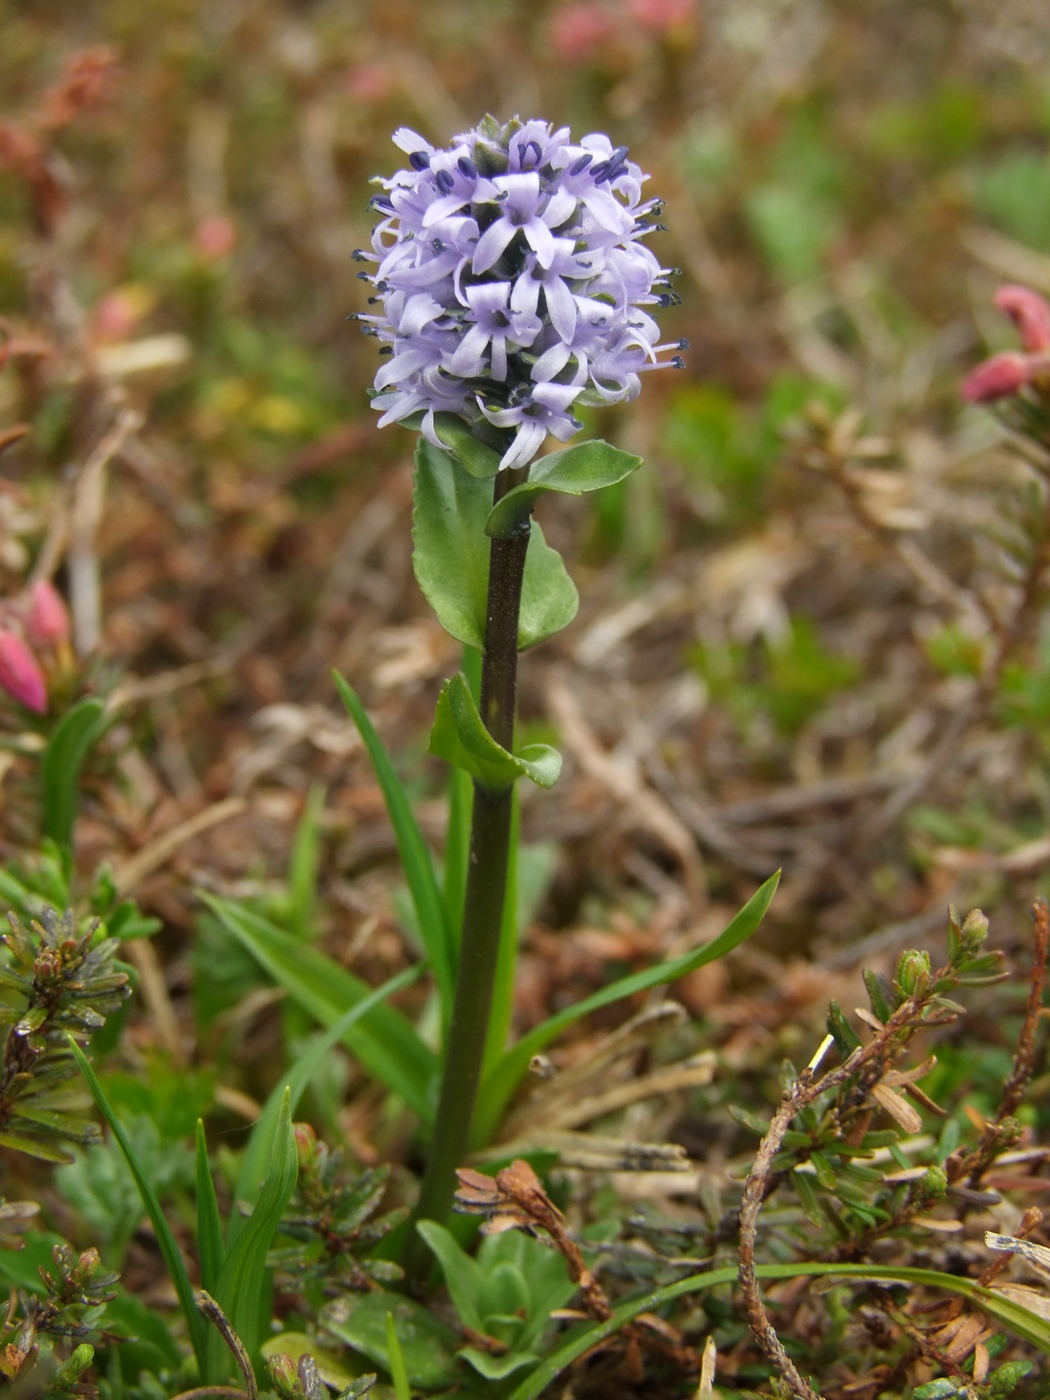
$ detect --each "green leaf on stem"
[431,413,502,478]
[429,673,562,791]
[485,441,642,538]
[334,672,455,1021]
[42,698,106,854]
[412,438,491,650]
[474,870,780,1144]
[412,438,580,651]
[518,521,578,650]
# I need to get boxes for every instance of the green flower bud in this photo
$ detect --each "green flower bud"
[917,1164,948,1201]
[959,908,989,955]
[895,949,931,998]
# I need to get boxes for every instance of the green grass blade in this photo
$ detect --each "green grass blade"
[334,672,455,1027]
[385,1312,412,1400]
[482,788,520,1076]
[507,1259,1050,1400]
[69,1038,209,1375]
[231,962,423,1241]
[288,784,325,939]
[444,767,473,951]
[200,892,435,1123]
[476,871,780,1144]
[195,1119,225,1293]
[42,698,105,853]
[212,1089,298,1381]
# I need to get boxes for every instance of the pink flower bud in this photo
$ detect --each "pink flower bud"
[994,284,1050,354]
[0,629,47,714]
[549,3,617,63]
[961,351,1032,404]
[26,579,70,646]
[193,214,237,261]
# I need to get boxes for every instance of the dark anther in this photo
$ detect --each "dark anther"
[346,313,359,321]
[378,346,393,355]
[435,169,455,195]
[369,195,394,212]
[521,139,543,169]
[670,355,686,369]
[678,338,690,350]
[612,145,629,163]
[458,156,478,179]
[356,271,373,282]
[409,151,430,171]
[351,249,368,261]
[589,160,610,182]
[568,153,593,176]
[432,238,445,252]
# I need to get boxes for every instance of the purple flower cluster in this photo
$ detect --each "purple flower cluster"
[354,117,685,471]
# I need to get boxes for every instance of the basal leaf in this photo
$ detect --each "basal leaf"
[507,1260,1050,1400]
[231,962,422,1235]
[334,673,455,1021]
[42,698,106,854]
[195,1120,225,1293]
[69,1038,209,1375]
[475,871,779,1144]
[211,1089,298,1380]
[322,1292,460,1390]
[416,1221,485,1334]
[199,894,435,1122]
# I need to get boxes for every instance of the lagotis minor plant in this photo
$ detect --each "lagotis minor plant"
[355,115,685,471]
[347,115,695,1274]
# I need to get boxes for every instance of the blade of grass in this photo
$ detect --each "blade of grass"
[443,645,483,946]
[482,788,520,1077]
[334,672,455,1029]
[42,698,105,855]
[195,1119,225,1293]
[199,893,435,1123]
[69,1038,209,1376]
[507,1259,1050,1400]
[385,1313,412,1400]
[231,962,423,1241]
[211,1089,298,1382]
[288,784,325,939]
[475,871,780,1144]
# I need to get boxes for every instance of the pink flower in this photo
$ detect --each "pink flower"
[0,629,47,714]
[25,579,70,647]
[549,3,617,63]
[627,0,694,31]
[994,284,1050,354]
[344,63,393,103]
[193,215,237,261]
[961,351,1032,403]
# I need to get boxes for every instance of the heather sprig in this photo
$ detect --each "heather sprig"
[0,907,130,1163]
[354,115,685,470]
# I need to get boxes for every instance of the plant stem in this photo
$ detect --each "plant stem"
[404,462,530,1279]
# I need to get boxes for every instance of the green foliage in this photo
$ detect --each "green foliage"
[41,699,106,857]
[55,1113,194,1256]
[267,1349,377,1400]
[972,149,1050,252]
[865,82,985,167]
[473,869,780,1145]
[418,1221,577,1381]
[199,893,436,1123]
[271,1122,406,1294]
[0,908,130,1163]
[411,439,579,652]
[429,672,562,792]
[691,615,860,738]
[335,673,455,1023]
[322,1291,461,1391]
[484,440,641,538]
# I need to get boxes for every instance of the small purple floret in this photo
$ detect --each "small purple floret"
[359,116,681,470]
